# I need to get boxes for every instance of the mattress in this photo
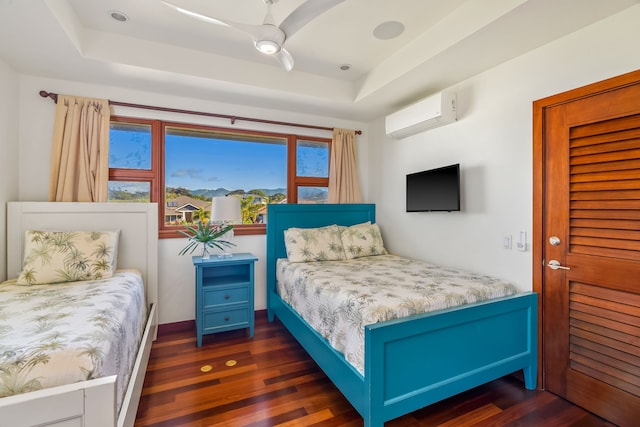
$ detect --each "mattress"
[276,254,518,375]
[0,270,147,412]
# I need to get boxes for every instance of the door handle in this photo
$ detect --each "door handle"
[547,260,570,270]
[549,236,561,246]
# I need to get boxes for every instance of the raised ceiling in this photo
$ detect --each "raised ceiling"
[0,0,638,121]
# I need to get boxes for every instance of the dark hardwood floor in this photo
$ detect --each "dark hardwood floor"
[135,311,615,427]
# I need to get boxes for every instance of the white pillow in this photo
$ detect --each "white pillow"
[284,224,346,262]
[340,222,387,259]
[17,230,119,285]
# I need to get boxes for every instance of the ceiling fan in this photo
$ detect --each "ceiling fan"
[161,0,345,72]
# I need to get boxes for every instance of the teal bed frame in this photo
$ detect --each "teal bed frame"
[266,203,538,427]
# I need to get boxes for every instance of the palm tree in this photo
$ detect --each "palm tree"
[240,195,263,223]
[192,207,210,223]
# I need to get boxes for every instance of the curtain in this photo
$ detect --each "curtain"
[49,95,111,202]
[328,128,362,203]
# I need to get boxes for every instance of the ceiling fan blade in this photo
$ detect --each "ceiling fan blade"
[160,1,260,36]
[273,48,294,72]
[279,0,345,39]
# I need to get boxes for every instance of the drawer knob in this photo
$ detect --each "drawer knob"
[224,294,230,299]
[224,316,230,321]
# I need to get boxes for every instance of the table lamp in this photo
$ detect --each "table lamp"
[211,195,241,258]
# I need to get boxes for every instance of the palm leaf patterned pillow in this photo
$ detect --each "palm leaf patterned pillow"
[340,222,387,259]
[284,224,346,262]
[17,230,119,285]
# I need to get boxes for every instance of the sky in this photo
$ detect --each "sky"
[165,135,287,191]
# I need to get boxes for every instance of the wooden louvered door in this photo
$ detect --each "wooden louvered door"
[541,76,640,426]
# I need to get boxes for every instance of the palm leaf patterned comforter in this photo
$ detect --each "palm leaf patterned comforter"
[277,254,518,376]
[0,271,146,412]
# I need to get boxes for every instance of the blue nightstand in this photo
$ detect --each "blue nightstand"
[192,253,258,347]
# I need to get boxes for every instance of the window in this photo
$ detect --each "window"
[108,118,158,204]
[109,122,152,170]
[108,117,330,237]
[295,139,329,203]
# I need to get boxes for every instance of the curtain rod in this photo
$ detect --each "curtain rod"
[38,90,362,135]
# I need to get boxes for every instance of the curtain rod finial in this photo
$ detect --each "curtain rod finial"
[39,90,58,102]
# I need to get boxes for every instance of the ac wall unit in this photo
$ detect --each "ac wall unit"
[385,92,457,139]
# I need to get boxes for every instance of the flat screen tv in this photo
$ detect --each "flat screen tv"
[406,163,461,212]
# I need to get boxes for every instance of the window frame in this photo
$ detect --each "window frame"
[109,116,331,238]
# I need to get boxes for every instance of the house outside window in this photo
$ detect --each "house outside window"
[108,117,330,237]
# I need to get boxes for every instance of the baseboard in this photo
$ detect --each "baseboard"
[157,320,194,335]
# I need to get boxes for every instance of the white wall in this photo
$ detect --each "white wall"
[368,5,640,291]
[15,75,369,324]
[0,58,19,281]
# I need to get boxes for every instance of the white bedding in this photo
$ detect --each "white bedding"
[0,270,147,412]
[276,254,518,375]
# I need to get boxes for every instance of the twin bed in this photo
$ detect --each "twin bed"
[266,203,538,427]
[0,202,158,427]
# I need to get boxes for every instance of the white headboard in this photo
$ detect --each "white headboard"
[7,202,158,315]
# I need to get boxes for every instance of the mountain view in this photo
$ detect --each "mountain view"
[108,183,327,203]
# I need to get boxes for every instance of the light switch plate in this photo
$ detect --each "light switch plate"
[503,235,512,249]
[516,231,527,251]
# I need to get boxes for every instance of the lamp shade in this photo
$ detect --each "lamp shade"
[211,196,241,223]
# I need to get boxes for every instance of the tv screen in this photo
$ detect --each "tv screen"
[406,163,461,212]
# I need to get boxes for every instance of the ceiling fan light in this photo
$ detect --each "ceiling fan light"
[255,40,281,55]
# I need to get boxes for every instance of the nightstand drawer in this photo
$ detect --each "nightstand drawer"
[203,307,249,331]
[203,287,248,308]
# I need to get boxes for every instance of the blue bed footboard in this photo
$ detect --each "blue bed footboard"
[266,203,538,427]
[364,292,537,425]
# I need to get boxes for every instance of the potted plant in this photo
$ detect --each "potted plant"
[178,220,234,259]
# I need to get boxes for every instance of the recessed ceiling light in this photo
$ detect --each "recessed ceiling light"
[109,10,129,23]
[373,21,405,40]
[339,64,351,71]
